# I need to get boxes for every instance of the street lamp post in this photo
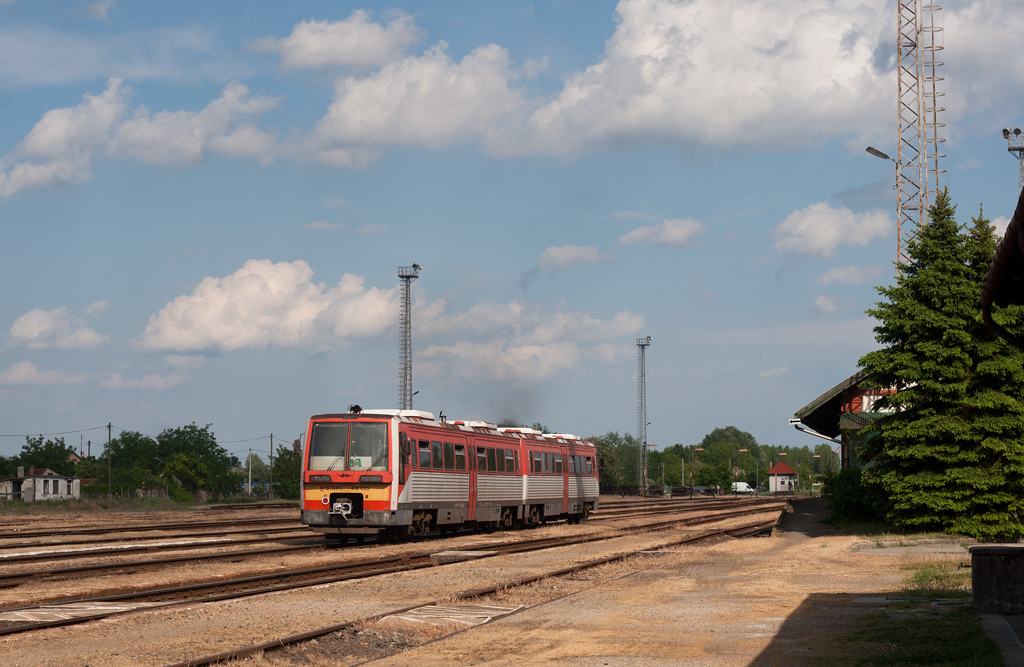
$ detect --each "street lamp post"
[811,454,821,497]
[733,447,748,497]
[689,446,703,499]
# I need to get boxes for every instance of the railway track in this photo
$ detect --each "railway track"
[0,498,778,565]
[0,497,781,579]
[165,514,782,667]
[0,502,786,637]
[0,523,311,552]
[0,516,298,541]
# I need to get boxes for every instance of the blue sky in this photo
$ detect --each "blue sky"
[2,0,1023,460]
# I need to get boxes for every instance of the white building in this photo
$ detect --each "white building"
[0,467,81,502]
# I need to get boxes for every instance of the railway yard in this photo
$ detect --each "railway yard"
[0,497,917,666]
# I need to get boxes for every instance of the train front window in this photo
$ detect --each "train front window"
[308,423,349,471]
[349,422,388,471]
[308,421,388,472]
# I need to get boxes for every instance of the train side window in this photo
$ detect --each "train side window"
[569,456,576,475]
[477,447,487,472]
[454,444,466,471]
[505,449,515,473]
[533,451,541,473]
[419,441,431,469]
[555,453,563,474]
[542,452,549,474]
[431,441,443,470]
[487,447,497,472]
[495,448,505,473]
[586,456,593,474]
[514,450,520,473]
[443,442,455,471]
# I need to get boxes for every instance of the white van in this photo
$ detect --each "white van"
[732,481,754,494]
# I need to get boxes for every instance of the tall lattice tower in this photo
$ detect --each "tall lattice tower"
[398,264,422,410]
[895,0,945,266]
[636,336,651,493]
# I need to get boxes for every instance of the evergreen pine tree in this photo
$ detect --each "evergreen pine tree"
[859,191,1024,540]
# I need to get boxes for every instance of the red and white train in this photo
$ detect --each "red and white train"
[300,408,600,540]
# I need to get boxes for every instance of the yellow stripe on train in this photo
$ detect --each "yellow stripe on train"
[304,483,390,501]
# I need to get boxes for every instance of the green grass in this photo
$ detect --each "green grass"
[817,608,1000,666]
[900,561,971,597]
[811,558,996,666]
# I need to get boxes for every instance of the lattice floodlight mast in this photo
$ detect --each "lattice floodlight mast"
[895,0,944,268]
[636,336,651,493]
[398,264,422,410]
[921,2,946,202]
[1003,128,1024,193]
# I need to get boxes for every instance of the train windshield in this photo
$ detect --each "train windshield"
[307,421,388,472]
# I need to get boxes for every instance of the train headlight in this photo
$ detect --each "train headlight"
[362,475,383,483]
[321,496,329,506]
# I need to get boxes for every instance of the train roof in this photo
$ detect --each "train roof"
[307,411,593,446]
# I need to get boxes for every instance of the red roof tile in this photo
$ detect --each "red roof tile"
[767,462,796,475]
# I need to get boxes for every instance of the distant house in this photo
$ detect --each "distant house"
[0,467,81,502]
[767,462,797,494]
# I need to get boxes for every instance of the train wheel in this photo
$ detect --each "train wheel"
[411,511,432,538]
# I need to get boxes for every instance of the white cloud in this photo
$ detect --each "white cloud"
[250,10,420,70]
[417,302,644,381]
[811,295,844,317]
[611,210,656,221]
[324,197,353,210]
[97,372,190,391]
[0,78,279,198]
[7,0,1024,195]
[308,41,528,163]
[992,215,1011,238]
[356,224,388,234]
[87,0,115,22]
[758,366,791,379]
[537,245,613,269]
[164,354,204,369]
[0,25,249,87]
[817,265,886,286]
[773,202,891,257]
[134,259,397,352]
[0,361,86,386]
[7,302,109,350]
[107,82,280,166]
[302,221,342,230]
[619,218,704,248]
[420,340,580,381]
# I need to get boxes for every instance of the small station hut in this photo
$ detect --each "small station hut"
[767,462,797,494]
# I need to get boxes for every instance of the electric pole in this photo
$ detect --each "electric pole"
[107,422,112,501]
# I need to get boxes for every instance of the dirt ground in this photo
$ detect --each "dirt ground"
[0,499,956,666]
[263,498,938,667]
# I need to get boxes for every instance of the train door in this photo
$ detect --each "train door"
[467,436,478,521]
[561,444,569,513]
